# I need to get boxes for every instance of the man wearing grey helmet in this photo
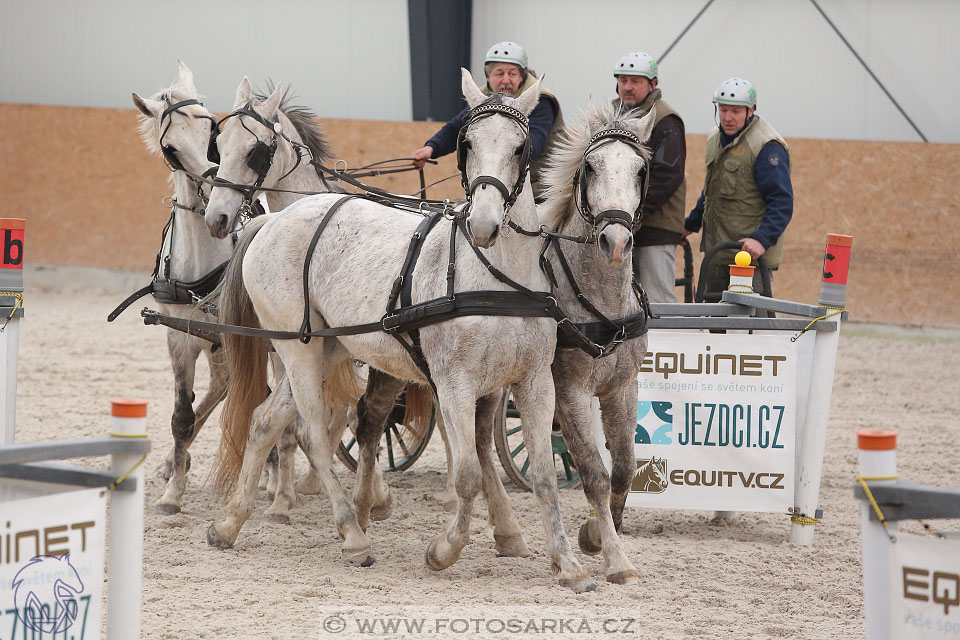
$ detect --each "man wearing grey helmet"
[684,77,794,297]
[411,41,563,199]
[612,52,687,304]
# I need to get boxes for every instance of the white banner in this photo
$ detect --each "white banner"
[890,532,960,639]
[627,331,797,512]
[0,487,106,639]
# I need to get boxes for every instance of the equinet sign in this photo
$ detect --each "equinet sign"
[903,566,960,615]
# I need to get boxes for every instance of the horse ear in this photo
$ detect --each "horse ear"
[631,105,656,142]
[132,92,161,117]
[259,81,283,120]
[175,59,197,95]
[461,68,486,109]
[233,77,253,110]
[513,74,541,117]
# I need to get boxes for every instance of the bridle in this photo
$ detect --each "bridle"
[456,96,532,214]
[572,126,649,234]
[158,96,220,214]
[209,100,309,220]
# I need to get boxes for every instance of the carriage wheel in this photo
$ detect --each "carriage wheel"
[493,387,581,491]
[336,392,436,473]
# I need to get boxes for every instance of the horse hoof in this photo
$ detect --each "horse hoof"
[344,551,376,568]
[295,475,324,495]
[370,500,393,522]
[264,513,291,525]
[425,538,458,571]
[606,570,639,586]
[153,502,181,516]
[494,533,530,557]
[206,524,235,549]
[578,522,602,556]
[558,576,598,593]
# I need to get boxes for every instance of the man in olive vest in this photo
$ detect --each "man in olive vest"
[684,78,794,298]
[612,52,686,303]
[411,41,563,200]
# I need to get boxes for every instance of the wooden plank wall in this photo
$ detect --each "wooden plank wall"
[1,103,957,327]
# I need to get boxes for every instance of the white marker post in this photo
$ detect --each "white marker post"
[107,399,148,640]
[791,233,853,545]
[714,252,755,523]
[0,218,25,445]
[857,429,898,640]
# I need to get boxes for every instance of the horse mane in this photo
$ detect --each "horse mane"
[256,82,334,180]
[538,101,652,230]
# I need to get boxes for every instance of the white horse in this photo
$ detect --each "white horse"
[131,61,233,515]
[536,102,655,584]
[204,70,594,592]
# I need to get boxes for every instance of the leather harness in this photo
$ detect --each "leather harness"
[137,104,652,385]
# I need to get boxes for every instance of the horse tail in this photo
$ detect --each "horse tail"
[211,216,272,497]
[323,359,365,411]
[402,384,433,438]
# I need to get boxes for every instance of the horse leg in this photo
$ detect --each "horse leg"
[560,387,639,586]
[353,370,405,529]
[511,373,594,592]
[262,444,279,494]
[475,391,529,557]
[282,352,374,566]
[155,334,205,514]
[263,420,298,524]
[425,382,480,571]
[294,412,324,495]
[207,378,296,548]
[434,411,457,512]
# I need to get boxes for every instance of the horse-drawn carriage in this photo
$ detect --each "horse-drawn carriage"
[121,62,833,594]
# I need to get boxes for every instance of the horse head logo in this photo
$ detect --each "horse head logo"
[12,554,85,634]
[632,456,668,493]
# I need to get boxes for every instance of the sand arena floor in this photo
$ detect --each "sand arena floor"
[12,282,960,639]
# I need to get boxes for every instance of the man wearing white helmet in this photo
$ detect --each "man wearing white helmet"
[612,52,687,304]
[411,41,563,199]
[684,77,793,297]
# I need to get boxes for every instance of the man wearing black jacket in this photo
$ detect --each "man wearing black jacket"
[612,52,686,303]
[411,41,563,200]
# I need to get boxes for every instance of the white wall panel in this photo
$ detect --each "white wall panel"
[471,0,959,142]
[1,0,957,141]
[0,0,412,120]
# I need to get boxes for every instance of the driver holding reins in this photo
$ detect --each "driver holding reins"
[411,41,563,200]
[684,78,794,297]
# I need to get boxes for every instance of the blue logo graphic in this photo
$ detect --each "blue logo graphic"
[636,401,673,444]
[12,554,85,634]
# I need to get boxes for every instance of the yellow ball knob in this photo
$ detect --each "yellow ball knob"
[735,251,752,267]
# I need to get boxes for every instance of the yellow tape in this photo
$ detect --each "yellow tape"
[855,474,899,535]
[108,454,147,491]
[0,292,23,332]
[792,304,846,342]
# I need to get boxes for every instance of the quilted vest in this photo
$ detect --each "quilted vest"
[701,115,789,269]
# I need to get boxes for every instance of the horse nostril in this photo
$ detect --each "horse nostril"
[598,233,612,255]
[623,234,634,255]
[489,224,500,243]
[217,215,229,234]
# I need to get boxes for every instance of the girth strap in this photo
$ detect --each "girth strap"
[298,195,360,342]
[107,262,229,322]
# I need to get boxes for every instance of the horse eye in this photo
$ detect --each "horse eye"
[513,144,524,156]
[463,139,472,149]
[584,163,594,175]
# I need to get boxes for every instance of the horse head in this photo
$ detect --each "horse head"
[132,60,219,213]
[574,100,656,267]
[204,78,289,239]
[458,68,541,248]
